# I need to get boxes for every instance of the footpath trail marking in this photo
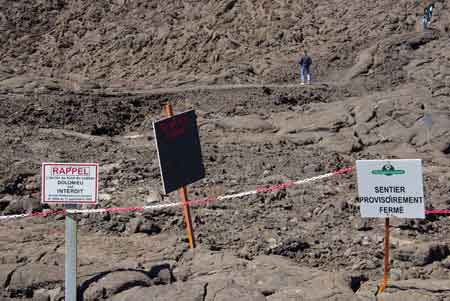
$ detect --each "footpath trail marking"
[42,163,99,301]
[356,159,425,294]
[123,82,334,96]
[153,103,204,249]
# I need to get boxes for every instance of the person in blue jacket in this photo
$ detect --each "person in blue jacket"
[298,50,312,85]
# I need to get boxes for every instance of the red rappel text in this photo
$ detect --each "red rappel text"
[52,167,89,176]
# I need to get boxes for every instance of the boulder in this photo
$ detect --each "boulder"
[3,197,41,215]
[395,242,450,266]
[215,115,274,133]
[126,217,142,234]
[173,250,247,279]
[8,264,63,291]
[111,282,206,301]
[145,190,163,204]
[82,270,153,300]
[126,217,161,235]
[0,264,16,288]
[239,255,356,299]
[206,280,266,301]
[32,288,50,301]
[0,195,12,212]
[357,279,450,301]
[175,251,358,301]
[345,45,377,81]
[267,288,362,301]
[354,101,376,124]
[273,104,354,135]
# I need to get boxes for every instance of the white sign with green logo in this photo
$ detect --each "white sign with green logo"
[356,159,425,219]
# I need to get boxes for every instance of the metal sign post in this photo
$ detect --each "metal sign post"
[41,163,99,301]
[64,204,78,301]
[164,103,196,249]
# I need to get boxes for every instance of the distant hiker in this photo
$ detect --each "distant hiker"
[298,50,312,85]
[422,3,435,29]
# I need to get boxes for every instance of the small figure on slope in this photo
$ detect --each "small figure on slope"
[422,3,435,30]
[298,49,312,85]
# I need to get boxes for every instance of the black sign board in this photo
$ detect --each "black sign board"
[153,110,205,194]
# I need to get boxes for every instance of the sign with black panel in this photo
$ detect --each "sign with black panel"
[153,110,205,194]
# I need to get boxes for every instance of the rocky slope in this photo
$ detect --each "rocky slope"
[0,0,449,88]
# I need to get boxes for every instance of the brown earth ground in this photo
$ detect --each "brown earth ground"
[1,0,450,300]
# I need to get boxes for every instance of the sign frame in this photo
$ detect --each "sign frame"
[41,163,99,205]
[356,159,425,219]
[153,109,205,195]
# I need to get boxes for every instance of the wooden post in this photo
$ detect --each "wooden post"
[164,102,174,117]
[179,186,195,249]
[379,217,390,294]
[164,103,196,249]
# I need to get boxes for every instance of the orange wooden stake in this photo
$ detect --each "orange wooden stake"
[379,217,390,294]
[164,103,196,249]
[179,186,195,249]
[164,102,174,117]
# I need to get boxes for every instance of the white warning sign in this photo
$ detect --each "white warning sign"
[356,159,425,219]
[42,163,99,205]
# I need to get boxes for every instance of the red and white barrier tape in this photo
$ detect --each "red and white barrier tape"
[0,166,448,220]
[0,167,353,220]
[425,209,450,215]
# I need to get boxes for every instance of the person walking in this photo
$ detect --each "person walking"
[423,3,435,30]
[298,50,312,85]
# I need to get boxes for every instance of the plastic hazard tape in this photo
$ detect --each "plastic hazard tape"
[425,209,450,215]
[0,167,353,220]
[0,209,67,221]
[67,204,180,214]
[0,166,447,221]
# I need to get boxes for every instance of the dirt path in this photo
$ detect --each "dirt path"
[108,82,336,95]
